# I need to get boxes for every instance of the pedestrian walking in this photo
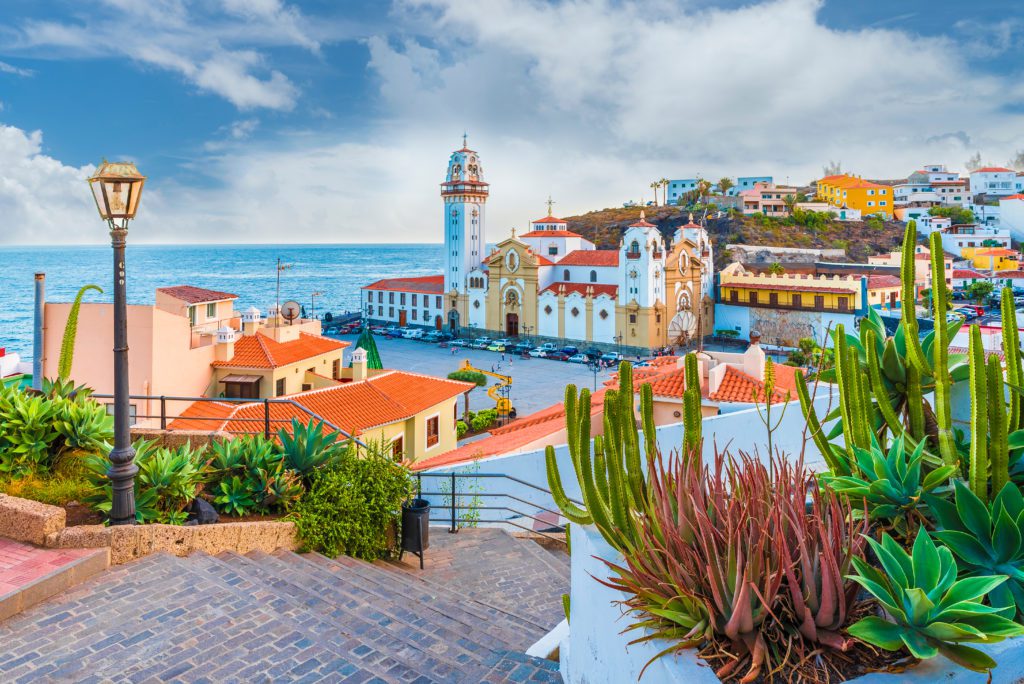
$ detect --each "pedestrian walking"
[501,352,505,362]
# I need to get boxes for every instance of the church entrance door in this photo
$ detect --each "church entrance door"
[398,310,407,327]
[448,310,460,333]
[505,313,519,337]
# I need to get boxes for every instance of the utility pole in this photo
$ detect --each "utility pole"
[276,258,292,321]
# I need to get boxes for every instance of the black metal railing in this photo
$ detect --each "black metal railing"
[415,471,582,546]
[90,393,365,446]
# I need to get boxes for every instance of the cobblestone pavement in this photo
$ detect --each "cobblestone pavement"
[334,333,616,416]
[0,529,567,683]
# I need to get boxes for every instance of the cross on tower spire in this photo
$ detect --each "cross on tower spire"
[546,195,555,216]
[462,131,468,149]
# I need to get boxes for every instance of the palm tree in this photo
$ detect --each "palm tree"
[58,284,103,380]
[782,193,799,215]
[659,178,670,206]
[695,178,712,205]
[716,177,734,196]
[767,262,786,276]
[650,181,660,206]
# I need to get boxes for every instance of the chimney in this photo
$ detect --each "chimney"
[351,348,368,382]
[32,272,44,390]
[743,330,766,381]
[241,306,262,336]
[214,326,236,363]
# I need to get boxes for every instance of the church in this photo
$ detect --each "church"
[362,139,715,353]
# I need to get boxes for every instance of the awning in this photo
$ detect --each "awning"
[220,374,262,384]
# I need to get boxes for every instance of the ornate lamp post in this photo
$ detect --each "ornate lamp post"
[310,291,323,320]
[88,161,146,526]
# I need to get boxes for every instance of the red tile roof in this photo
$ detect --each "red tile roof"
[630,218,657,227]
[557,249,619,267]
[520,230,584,238]
[532,216,567,224]
[998,271,1024,280]
[157,286,238,304]
[213,332,348,369]
[363,274,445,294]
[867,275,901,289]
[1002,194,1024,201]
[953,269,987,279]
[975,248,1018,257]
[172,370,473,437]
[709,365,790,404]
[975,167,1013,173]
[539,282,618,298]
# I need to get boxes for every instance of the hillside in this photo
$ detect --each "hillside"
[561,205,906,269]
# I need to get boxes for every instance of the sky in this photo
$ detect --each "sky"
[0,0,1022,245]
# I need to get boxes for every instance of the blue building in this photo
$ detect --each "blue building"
[730,176,773,196]
[665,178,697,205]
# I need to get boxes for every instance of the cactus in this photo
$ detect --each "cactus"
[683,353,702,457]
[795,369,848,475]
[1001,287,1022,432]
[989,354,1009,495]
[546,357,703,553]
[928,231,957,467]
[901,221,929,374]
[968,325,988,499]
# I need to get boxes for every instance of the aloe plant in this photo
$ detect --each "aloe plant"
[58,284,103,380]
[821,434,956,541]
[277,418,345,481]
[214,476,257,516]
[847,530,1024,673]
[929,480,1024,620]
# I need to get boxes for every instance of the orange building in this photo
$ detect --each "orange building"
[817,174,893,219]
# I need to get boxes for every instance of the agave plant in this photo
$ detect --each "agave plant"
[847,530,1024,673]
[52,398,114,457]
[214,476,256,516]
[820,434,956,541]
[929,480,1024,620]
[208,434,302,514]
[277,418,345,481]
[0,389,60,476]
[40,377,95,402]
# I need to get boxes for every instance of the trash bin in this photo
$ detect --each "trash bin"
[401,498,430,569]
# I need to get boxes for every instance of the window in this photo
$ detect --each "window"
[792,294,802,308]
[769,292,778,306]
[426,416,439,448]
[629,313,637,323]
[423,311,428,321]
[389,293,395,304]
[412,294,418,307]
[867,201,875,207]
[730,290,738,303]
[400,293,406,305]
[867,189,875,196]
[224,379,260,399]
[630,240,640,254]
[880,201,887,206]
[389,307,394,317]
[332,359,340,379]
[814,295,825,309]
[276,378,286,396]
[377,292,383,303]
[206,302,216,318]
[838,297,849,312]
[391,437,404,461]
[590,270,597,283]
[563,269,570,281]
[549,246,558,255]
[436,296,442,308]
[749,292,758,305]
[301,383,312,392]
[188,306,196,326]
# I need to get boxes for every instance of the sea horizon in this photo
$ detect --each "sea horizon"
[0,243,449,362]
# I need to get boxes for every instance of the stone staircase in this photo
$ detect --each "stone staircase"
[0,529,567,683]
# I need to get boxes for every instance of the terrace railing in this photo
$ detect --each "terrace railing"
[415,471,581,547]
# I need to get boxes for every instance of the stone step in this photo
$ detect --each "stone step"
[479,649,563,683]
[221,550,500,676]
[191,551,471,683]
[0,538,108,622]
[305,551,549,650]
[510,536,570,581]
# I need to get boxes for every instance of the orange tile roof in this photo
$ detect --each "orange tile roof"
[157,285,237,304]
[539,282,618,298]
[213,332,348,369]
[975,167,1013,173]
[953,269,987,278]
[557,249,619,267]
[975,248,1018,257]
[867,275,901,288]
[520,230,584,238]
[363,274,445,293]
[709,365,789,404]
[1003,194,1024,201]
[171,370,473,437]
[817,174,887,190]
[532,216,567,224]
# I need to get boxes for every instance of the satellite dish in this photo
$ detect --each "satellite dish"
[281,300,302,324]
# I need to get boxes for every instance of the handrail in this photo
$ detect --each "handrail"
[91,392,366,447]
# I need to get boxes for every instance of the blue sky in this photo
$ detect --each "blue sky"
[0,0,1021,244]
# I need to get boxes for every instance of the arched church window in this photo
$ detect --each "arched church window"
[630,240,640,253]
[563,269,570,281]
[589,270,597,283]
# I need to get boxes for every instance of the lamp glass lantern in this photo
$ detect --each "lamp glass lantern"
[88,161,146,223]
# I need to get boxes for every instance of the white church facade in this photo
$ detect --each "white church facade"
[361,140,715,352]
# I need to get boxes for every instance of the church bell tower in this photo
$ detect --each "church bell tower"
[442,135,489,296]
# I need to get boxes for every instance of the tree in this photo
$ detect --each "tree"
[929,205,975,225]
[649,181,660,206]
[965,281,994,305]
[982,239,1002,248]
[660,178,670,205]
[1009,150,1024,172]
[351,328,383,369]
[767,262,786,275]
[782,193,799,215]
[822,160,842,176]
[58,284,103,380]
[716,177,734,195]
[695,178,712,204]
[965,152,983,172]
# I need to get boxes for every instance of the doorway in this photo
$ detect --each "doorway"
[434,315,443,330]
[505,313,519,337]
[398,310,407,327]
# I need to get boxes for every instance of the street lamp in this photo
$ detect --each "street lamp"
[586,358,602,391]
[87,160,146,526]
[311,291,323,320]
[614,333,623,357]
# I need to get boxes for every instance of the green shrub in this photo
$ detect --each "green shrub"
[82,439,208,525]
[0,473,93,506]
[292,445,415,559]
[207,434,302,516]
[447,370,487,386]
[470,408,497,433]
[277,418,346,483]
[456,420,468,439]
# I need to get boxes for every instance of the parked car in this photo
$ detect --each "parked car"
[561,346,579,356]
[403,329,425,339]
[422,331,444,342]
[528,348,547,358]
[509,342,533,354]
[449,338,470,347]
[492,338,513,348]
[583,347,603,359]
[567,353,590,363]
[600,352,624,363]
[547,351,571,362]
[470,339,491,349]
[539,342,558,352]
[487,342,507,352]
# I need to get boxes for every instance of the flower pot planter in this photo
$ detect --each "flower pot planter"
[400,498,430,569]
[560,524,1024,684]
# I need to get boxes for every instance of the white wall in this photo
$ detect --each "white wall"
[591,295,616,343]
[537,293,559,338]
[563,292,587,341]
[1001,199,1024,242]
[558,264,617,285]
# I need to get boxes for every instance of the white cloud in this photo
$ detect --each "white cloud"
[0,60,33,77]
[0,125,97,244]
[8,0,314,111]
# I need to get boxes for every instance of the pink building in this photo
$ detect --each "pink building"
[739,182,798,216]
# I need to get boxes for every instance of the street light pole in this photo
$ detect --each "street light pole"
[88,161,146,526]
[311,291,323,321]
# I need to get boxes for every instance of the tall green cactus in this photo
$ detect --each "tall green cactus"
[901,221,929,374]
[546,357,703,552]
[928,232,957,467]
[683,353,702,457]
[1001,286,1023,432]
[58,284,103,379]
[988,354,1009,495]
[968,325,988,499]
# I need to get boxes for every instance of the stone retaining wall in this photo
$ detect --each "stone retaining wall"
[130,428,231,449]
[0,494,298,565]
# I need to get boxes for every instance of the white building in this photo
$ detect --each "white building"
[938,224,1011,257]
[1000,194,1024,242]
[970,167,1018,198]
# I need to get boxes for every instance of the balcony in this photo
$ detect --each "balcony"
[625,251,641,260]
[726,298,853,314]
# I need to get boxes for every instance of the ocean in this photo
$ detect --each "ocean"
[0,243,444,362]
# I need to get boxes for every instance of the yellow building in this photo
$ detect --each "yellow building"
[173,350,474,464]
[961,247,1022,272]
[817,174,893,219]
